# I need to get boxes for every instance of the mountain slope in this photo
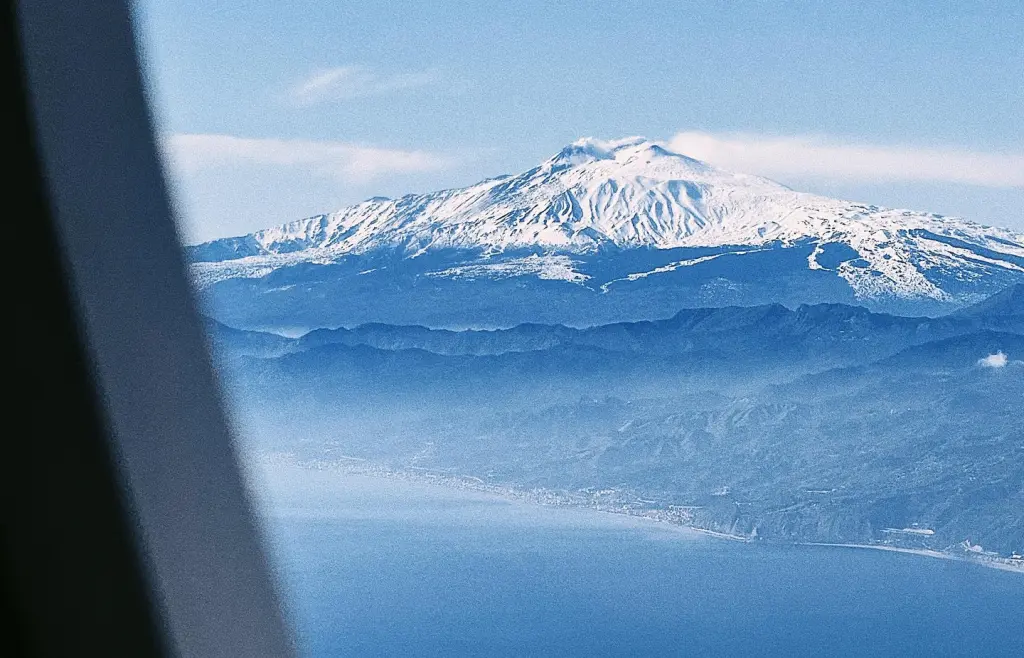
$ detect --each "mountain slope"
[953,282,1024,319]
[190,137,1024,329]
[283,300,1021,362]
[213,289,1024,555]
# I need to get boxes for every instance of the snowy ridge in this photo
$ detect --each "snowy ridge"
[190,137,1024,301]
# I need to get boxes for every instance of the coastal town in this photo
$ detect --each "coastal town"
[262,452,1024,574]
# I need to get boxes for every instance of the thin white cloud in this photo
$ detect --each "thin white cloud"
[290,65,441,105]
[163,133,453,184]
[977,352,1009,368]
[667,132,1024,188]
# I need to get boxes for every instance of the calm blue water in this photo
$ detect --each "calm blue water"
[254,467,1023,657]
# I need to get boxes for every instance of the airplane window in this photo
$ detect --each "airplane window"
[133,1,1023,656]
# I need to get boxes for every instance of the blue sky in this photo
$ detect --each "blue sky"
[134,0,1024,242]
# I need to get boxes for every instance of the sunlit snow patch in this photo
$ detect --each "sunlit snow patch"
[599,248,767,293]
[425,254,590,283]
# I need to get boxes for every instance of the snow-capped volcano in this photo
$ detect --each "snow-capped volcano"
[190,137,1024,329]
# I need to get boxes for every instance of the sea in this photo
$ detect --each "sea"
[252,465,1023,658]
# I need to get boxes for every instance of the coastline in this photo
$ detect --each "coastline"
[798,542,1024,574]
[255,454,1023,575]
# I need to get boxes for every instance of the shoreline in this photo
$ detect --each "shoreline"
[257,454,1023,575]
[798,542,1024,574]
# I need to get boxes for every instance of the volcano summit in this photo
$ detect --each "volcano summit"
[190,137,1024,329]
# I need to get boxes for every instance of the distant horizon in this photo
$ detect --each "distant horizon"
[137,1,1024,242]
[182,134,1023,245]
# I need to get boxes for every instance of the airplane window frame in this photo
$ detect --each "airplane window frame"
[6,2,293,656]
